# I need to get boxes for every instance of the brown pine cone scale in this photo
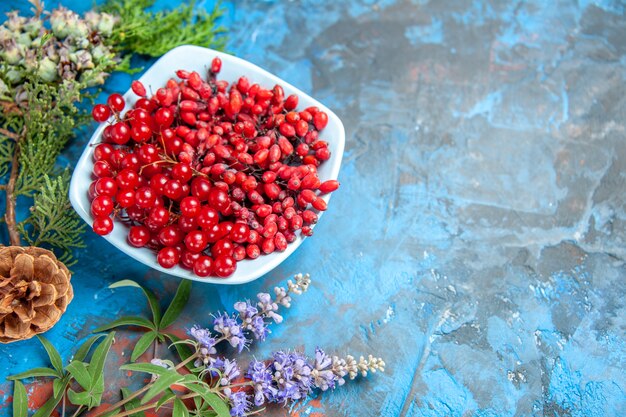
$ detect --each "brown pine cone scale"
[0,246,73,343]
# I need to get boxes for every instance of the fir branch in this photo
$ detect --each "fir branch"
[17,173,86,266]
[101,0,227,57]
[15,80,80,197]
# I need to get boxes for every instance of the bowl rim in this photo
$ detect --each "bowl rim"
[69,45,345,285]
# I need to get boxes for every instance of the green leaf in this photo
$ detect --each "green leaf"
[160,279,191,329]
[37,335,63,374]
[66,361,91,390]
[131,331,157,362]
[67,389,91,406]
[88,332,115,386]
[8,367,58,380]
[88,374,105,408]
[12,381,28,417]
[155,389,176,410]
[92,316,155,333]
[173,397,190,417]
[110,280,161,326]
[52,378,64,399]
[140,372,185,405]
[74,334,106,362]
[183,384,230,417]
[120,362,172,376]
[121,387,144,417]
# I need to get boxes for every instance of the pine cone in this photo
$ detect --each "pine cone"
[0,246,73,343]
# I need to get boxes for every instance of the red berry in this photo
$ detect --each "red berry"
[91,195,114,217]
[214,255,236,277]
[319,180,339,194]
[92,104,111,122]
[211,238,234,258]
[131,123,152,143]
[229,223,250,243]
[274,232,288,251]
[93,161,112,178]
[312,198,327,211]
[261,237,275,254]
[116,189,135,208]
[107,93,125,112]
[163,180,184,200]
[148,206,170,228]
[197,206,219,229]
[131,80,147,97]
[313,111,328,130]
[193,256,215,277]
[93,216,114,235]
[135,187,157,208]
[184,230,208,253]
[158,226,183,247]
[155,107,174,127]
[111,122,131,145]
[128,225,150,247]
[246,244,260,259]
[191,177,212,201]
[181,250,201,269]
[116,169,140,190]
[95,177,118,197]
[208,188,230,212]
[172,163,193,182]
[157,247,180,268]
[210,57,222,74]
[93,143,114,162]
[284,94,298,111]
[180,196,201,217]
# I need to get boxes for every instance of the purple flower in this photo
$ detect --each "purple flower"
[219,358,241,386]
[226,390,250,417]
[247,360,276,406]
[189,326,217,367]
[189,326,216,350]
[213,313,248,352]
[269,351,313,403]
[311,348,337,391]
[234,301,269,340]
[256,293,282,323]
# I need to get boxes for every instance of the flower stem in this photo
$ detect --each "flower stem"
[70,405,84,417]
[106,392,201,417]
[90,352,199,417]
[5,135,21,246]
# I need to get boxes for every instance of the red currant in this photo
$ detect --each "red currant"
[92,104,112,122]
[184,230,208,253]
[157,247,180,268]
[128,225,150,247]
[193,256,215,277]
[107,94,125,112]
[93,216,113,235]
[214,255,236,277]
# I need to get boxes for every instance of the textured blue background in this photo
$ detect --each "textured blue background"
[1,0,626,416]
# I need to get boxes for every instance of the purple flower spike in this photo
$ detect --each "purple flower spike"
[189,326,217,366]
[234,301,269,340]
[227,390,251,417]
[311,348,337,391]
[247,360,276,406]
[213,313,248,352]
[219,358,241,386]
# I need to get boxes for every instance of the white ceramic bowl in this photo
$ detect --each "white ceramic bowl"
[69,45,345,285]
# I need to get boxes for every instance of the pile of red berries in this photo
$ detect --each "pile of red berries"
[88,57,339,278]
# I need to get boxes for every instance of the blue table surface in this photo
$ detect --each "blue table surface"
[1,0,625,416]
